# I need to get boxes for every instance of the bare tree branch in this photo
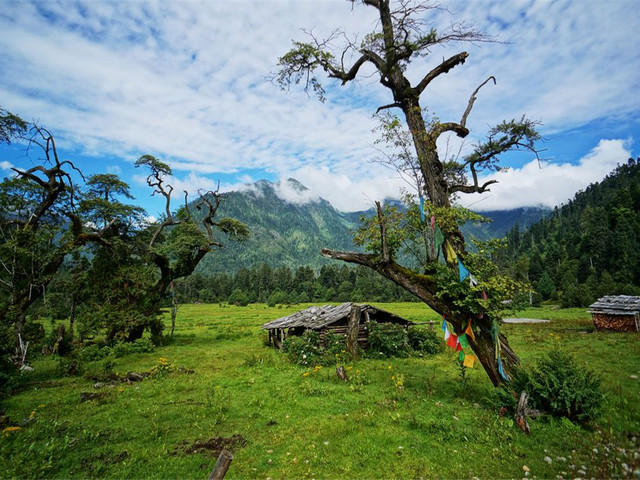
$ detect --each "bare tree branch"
[461,76,496,127]
[414,52,469,95]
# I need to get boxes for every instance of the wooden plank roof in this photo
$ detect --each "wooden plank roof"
[588,295,640,316]
[262,302,412,330]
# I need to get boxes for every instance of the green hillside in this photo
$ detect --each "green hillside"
[503,157,640,306]
[196,179,358,274]
[195,179,549,274]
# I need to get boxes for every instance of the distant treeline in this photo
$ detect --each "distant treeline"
[503,157,640,307]
[174,263,417,306]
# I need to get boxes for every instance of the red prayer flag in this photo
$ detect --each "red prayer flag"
[447,333,458,349]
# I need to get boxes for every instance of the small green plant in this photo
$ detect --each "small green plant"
[457,361,469,391]
[102,358,115,375]
[149,357,174,377]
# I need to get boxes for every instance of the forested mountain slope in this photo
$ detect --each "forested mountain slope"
[195,178,549,274]
[503,158,640,307]
[196,179,358,273]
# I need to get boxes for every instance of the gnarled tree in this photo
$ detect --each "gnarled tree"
[275,0,541,386]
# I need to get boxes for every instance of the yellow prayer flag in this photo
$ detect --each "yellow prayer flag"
[463,355,476,368]
[444,241,458,263]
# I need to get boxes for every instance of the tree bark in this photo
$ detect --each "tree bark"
[346,305,361,359]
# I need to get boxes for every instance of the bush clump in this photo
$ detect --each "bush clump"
[367,322,412,358]
[368,322,442,358]
[111,338,155,358]
[408,327,443,355]
[282,331,328,366]
[511,350,603,424]
[78,344,112,362]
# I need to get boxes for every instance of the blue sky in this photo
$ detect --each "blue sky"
[0,0,638,217]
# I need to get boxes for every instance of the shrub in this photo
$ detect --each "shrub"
[112,338,155,358]
[78,344,112,362]
[515,350,603,423]
[367,322,411,358]
[283,331,324,366]
[323,331,346,357]
[228,289,250,306]
[267,290,288,307]
[407,327,443,355]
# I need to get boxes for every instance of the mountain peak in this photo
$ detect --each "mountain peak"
[282,177,308,192]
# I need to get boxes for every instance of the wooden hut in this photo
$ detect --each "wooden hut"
[588,295,640,332]
[262,302,414,350]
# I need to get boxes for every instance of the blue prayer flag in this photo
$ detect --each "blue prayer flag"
[458,259,470,282]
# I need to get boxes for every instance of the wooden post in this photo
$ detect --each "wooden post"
[208,449,233,480]
[346,305,361,359]
[515,391,531,435]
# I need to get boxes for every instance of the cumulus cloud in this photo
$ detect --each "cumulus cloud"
[0,1,638,212]
[459,139,634,211]
[282,164,405,212]
[0,161,14,171]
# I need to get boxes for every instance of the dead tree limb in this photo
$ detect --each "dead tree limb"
[208,449,233,480]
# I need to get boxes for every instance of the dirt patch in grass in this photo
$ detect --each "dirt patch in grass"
[503,318,550,324]
[178,434,247,456]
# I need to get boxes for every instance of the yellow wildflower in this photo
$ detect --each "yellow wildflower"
[3,426,21,436]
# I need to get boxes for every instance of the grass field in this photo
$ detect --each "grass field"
[1,303,639,479]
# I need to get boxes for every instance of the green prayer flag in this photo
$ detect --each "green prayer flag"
[459,333,468,348]
[458,350,465,362]
[434,226,445,252]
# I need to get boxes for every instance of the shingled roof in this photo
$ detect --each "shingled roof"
[588,295,640,316]
[262,302,412,330]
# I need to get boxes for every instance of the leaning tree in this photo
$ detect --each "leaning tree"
[275,0,541,386]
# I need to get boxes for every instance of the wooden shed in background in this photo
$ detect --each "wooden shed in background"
[588,295,640,332]
[262,302,414,351]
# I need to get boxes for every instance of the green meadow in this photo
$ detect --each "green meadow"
[1,303,639,479]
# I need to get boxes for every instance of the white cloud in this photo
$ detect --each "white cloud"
[0,0,638,212]
[273,179,320,206]
[459,139,634,211]
[0,161,14,171]
[282,164,405,212]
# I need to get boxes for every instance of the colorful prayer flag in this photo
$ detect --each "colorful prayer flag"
[458,350,465,362]
[469,274,479,287]
[447,333,458,349]
[434,226,445,253]
[465,320,476,341]
[458,259,470,282]
[481,290,488,301]
[419,196,425,222]
[497,358,510,381]
[442,318,450,341]
[458,333,469,348]
[430,215,436,230]
[444,241,457,263]
[463,355,476,368]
